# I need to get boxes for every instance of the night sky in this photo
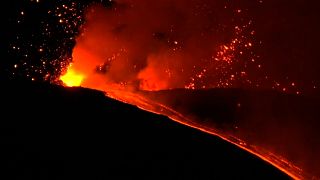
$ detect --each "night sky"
[0,0,112,82]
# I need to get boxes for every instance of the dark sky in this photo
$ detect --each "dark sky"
[248,0,320,95]
[0,0,112,82]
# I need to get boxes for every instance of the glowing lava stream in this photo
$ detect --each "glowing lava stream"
[59,72,303,179]
[103,89,303,180]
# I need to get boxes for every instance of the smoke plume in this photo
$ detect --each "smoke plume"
[71,0,255,91]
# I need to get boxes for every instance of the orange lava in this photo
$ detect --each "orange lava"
[59,64,304,179]
[60,64,84,87]
[103,89,304,180]
[57,2,315,179]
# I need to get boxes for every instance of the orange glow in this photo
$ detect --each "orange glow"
[57,2,317,179]
[60,65,84,87]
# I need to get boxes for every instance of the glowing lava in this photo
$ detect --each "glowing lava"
[56,1,319,179]
[60,65,84,87]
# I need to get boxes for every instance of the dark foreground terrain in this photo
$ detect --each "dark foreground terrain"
[0,80,290,179]
[141,88,320,179]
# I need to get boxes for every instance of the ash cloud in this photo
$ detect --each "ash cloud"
[73,0,249,90]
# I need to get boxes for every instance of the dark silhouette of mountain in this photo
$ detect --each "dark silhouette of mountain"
[0,79,291,180]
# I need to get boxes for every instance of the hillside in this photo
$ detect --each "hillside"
[0,80,291,179]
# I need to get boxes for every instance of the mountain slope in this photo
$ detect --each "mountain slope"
[0,80,290,179]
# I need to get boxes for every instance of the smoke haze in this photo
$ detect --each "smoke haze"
[72,0,256,91]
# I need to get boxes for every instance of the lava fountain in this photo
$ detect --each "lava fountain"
[60,64,84,87]
[60,1,320,179]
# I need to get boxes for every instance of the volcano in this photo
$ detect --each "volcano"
[0,79,292,179]
[2,0,320,179]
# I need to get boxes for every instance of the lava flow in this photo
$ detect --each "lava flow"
[59,1,320,179]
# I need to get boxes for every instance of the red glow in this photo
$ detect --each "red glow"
[61,1,262,91]
[59,1,318,179]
